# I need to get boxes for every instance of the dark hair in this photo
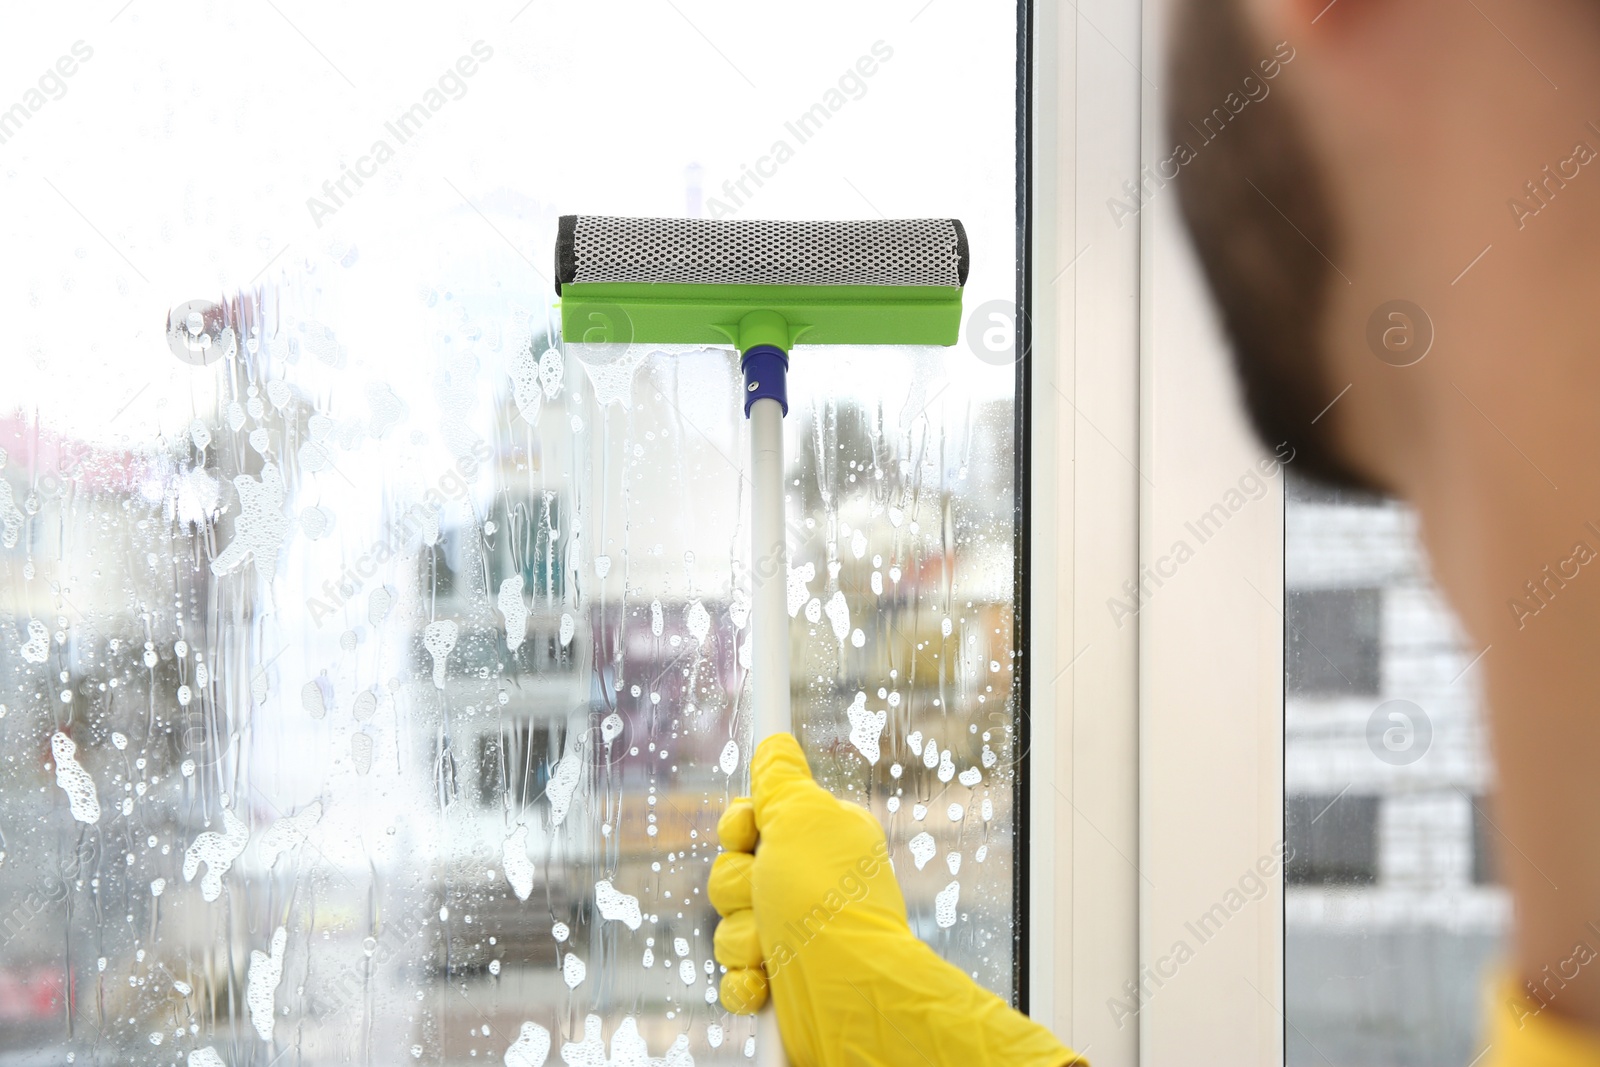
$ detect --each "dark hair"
[1167,1,1385,493]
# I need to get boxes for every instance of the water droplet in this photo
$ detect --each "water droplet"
[351,732,374,775]
[686,600,711,645]
[562,952,586,988]
[935,881,960,928]
[423,619,459,689]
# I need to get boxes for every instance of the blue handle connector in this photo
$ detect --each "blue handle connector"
[741,345,789,418]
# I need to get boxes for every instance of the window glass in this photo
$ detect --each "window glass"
[1285,795,1379,887]
[0,4,1021,1063]
[1285,589,1382,697]
[1284,474,1506,1066]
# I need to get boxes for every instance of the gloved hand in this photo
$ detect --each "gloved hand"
[709,733,1084,1067]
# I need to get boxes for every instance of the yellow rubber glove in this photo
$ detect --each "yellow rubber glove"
[709,733,1084,1067]
[1482,974,1600,1066]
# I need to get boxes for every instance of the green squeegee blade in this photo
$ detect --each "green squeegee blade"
[559,281,962,348]
[554,216,968,350]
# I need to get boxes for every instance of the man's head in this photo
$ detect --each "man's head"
[1167,2,1358,489]
[1168,0,1600,514]
[1170,8,1600,1020]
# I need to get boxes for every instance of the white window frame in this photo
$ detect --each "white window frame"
[1027,3,1284,1062]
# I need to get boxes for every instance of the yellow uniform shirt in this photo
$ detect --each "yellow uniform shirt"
[1488,978,1600,1066]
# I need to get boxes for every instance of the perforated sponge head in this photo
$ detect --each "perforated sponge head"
[555,216,968,351]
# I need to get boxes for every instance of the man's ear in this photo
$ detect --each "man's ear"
[1236,0,1310,40]
[1239,0,1393,58]
[1253,0,1373,34]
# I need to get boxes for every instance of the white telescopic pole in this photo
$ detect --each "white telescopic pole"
[747,393,791,1067]
[749,395,792,741]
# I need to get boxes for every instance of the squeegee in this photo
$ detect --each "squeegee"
[554,215,968,1063]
